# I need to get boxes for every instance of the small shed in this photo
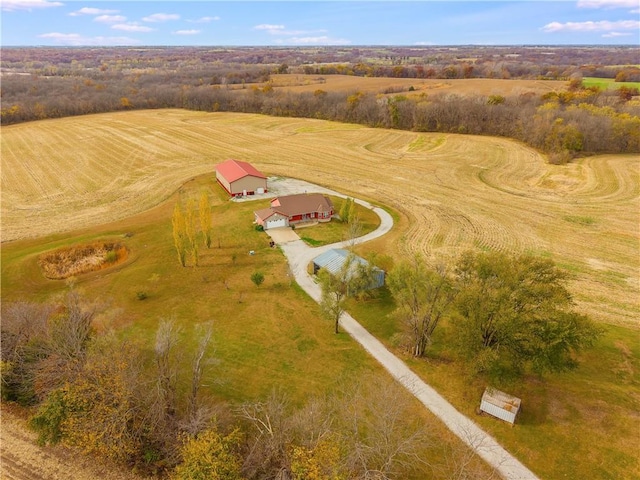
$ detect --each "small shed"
[312,249,385,289]
[479,387,521,425]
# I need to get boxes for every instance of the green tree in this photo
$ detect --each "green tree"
[172,428,244,480]
[251,271,265,287]
[453,251,601,376]
[387,255,456,357]
[318,259,353,334]
[338,197,352,223]
[172,203,187,267]
[318,254,378,334]
[199,191,213,249]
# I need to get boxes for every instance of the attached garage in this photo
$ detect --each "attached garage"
[254,208,289,230]
[215,159,267,197]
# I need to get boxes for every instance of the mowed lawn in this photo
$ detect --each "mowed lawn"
[2,110,639,479]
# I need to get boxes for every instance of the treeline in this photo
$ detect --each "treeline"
[3,73,639,159]
[2,46,640,158]
[4,45,639,80]
[1,292,487,479]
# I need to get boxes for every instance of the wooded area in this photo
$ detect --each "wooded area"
[2,46,639,159]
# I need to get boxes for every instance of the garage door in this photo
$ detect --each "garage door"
[266,218,288,229]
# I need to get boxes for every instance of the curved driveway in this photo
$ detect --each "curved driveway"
[269,179,539,480]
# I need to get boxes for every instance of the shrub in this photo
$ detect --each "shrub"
[251,271,265,287]
[105,250,117,263]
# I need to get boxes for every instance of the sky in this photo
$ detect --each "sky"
[1,0,639,46]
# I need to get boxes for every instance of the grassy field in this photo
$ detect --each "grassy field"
[2,109,639,479]
[1,173,492,479]
[583,76,640,90]
[267,73,570,97]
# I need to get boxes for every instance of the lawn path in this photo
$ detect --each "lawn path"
[272,178,539,480]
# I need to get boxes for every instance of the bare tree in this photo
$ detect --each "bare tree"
[148,318,181,439]
[387,255,456,357]
[184,322,214,435]
[32,291,96,399]
[238,390,293,478]
[336,375,432,479]
[1,301,53,403]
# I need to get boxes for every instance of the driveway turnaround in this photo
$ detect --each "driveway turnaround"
[274,179,539,480]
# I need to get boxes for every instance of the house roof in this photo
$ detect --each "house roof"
[313,248,371,277]
[271,193,333,217]
[216,159,266,183]
[254,208,285,222]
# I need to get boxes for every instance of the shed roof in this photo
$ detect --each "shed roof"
[271,193,333,217]
[481,388,521,413]
[313,248,370,276]
[216,159,266,183]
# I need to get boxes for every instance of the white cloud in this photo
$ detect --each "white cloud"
[112,23,154,33]
[415,41,435,46]
[69,7,118,16]
[94,15,126,24]
[541,19,640,32]
[283,36,351,45]
[255,24,328,36]
[254,24,285,32]
[142,13,180,23]
[173,29,200,35]
[188,16,220,23]
[38,32,138,46]
[577,0,639,8]
[602,31,633,36]
[2,0,63,12]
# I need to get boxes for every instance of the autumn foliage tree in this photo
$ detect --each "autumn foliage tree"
[172,202,188,267]
[199,191,213,249]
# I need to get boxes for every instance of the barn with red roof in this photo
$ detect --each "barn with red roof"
[215,159,267,197]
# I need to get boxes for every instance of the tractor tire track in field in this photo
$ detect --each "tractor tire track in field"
[2,110,638,327]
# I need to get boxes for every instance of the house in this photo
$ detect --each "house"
[254,193,334,230]
[312,248,385,290]
[215,159,267,197]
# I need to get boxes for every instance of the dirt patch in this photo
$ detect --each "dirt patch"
[38,241,128,279]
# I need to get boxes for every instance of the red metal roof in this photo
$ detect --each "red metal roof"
[216,159,266,183]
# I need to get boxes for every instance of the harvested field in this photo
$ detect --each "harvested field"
[2,110,638,327]
[267,73,569,96]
